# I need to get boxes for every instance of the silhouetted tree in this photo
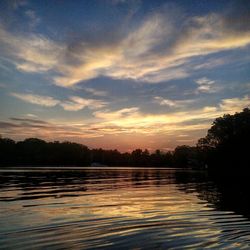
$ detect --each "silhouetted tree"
[197,108,250,172]
[0,138,16,164]
[0,138,91,166]
[173,145,197,168]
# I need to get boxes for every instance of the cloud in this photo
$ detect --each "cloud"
[1,96,249,146]
[154,96,194,107]
[196,78,215,86]
[10,117,49,124]
[9,93,250,136]
[84,87,108,97]
[10,92,60,107]
[154,97,176,107]
[0,24,64,73]
[220,95,250,112]
[60,96,107,111]
[52,7,250,86]
[10,94,248,138]
[91,95,250,135]
[1,2,250,87]
[94,107,139,120]
[26,113,38,118]
[0,118,103,140]
[195,77,219,94]
[10,92,108,111]
[93,106,219,132]
[193,58,226,70]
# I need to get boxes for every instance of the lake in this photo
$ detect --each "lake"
[0,168,250,249]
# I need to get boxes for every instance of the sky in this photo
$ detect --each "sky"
[0,0,250,152]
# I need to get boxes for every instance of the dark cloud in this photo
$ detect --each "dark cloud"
[0,117,102,141]
[0,121,19,129]
[222,0,250,34]
[10,117,49,124]
[0,119,50,130]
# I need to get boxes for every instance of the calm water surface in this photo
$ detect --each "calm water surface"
[0,168,250,249]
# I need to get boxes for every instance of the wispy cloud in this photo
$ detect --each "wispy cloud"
[10,93,249,134]
[195,77,220,94]
[93,106,218,132]
[84,87,108,97]
[1,96,249,148]
[26,113,38,118]
[10,92,108,111]
[92,95,250,135]
[0,24,64,73]
[196,77,215,86]
[220,95,250,113]
[0,118,102,140]
[1,2,250,87]
[153,96,195,107]
[94,107,139,120]
[10,117,49,124]
[193,58,226,70]
[46,6,250,86]
[154,97,176,107]
[10,92,60,107]
[60,96,107,111]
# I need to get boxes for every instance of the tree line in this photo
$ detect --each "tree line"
[0,138,190,167]
[0,108,249,170]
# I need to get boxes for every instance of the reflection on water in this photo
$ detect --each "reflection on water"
[0,168,249,249]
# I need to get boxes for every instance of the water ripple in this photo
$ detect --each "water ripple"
[0,168,250,249]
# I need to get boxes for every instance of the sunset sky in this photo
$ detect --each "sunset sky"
[0,0,250,151]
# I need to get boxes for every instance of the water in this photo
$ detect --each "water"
[0,168,250,249]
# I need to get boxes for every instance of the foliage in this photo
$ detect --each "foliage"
[197,108,250,171]
[0,139,175,167]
